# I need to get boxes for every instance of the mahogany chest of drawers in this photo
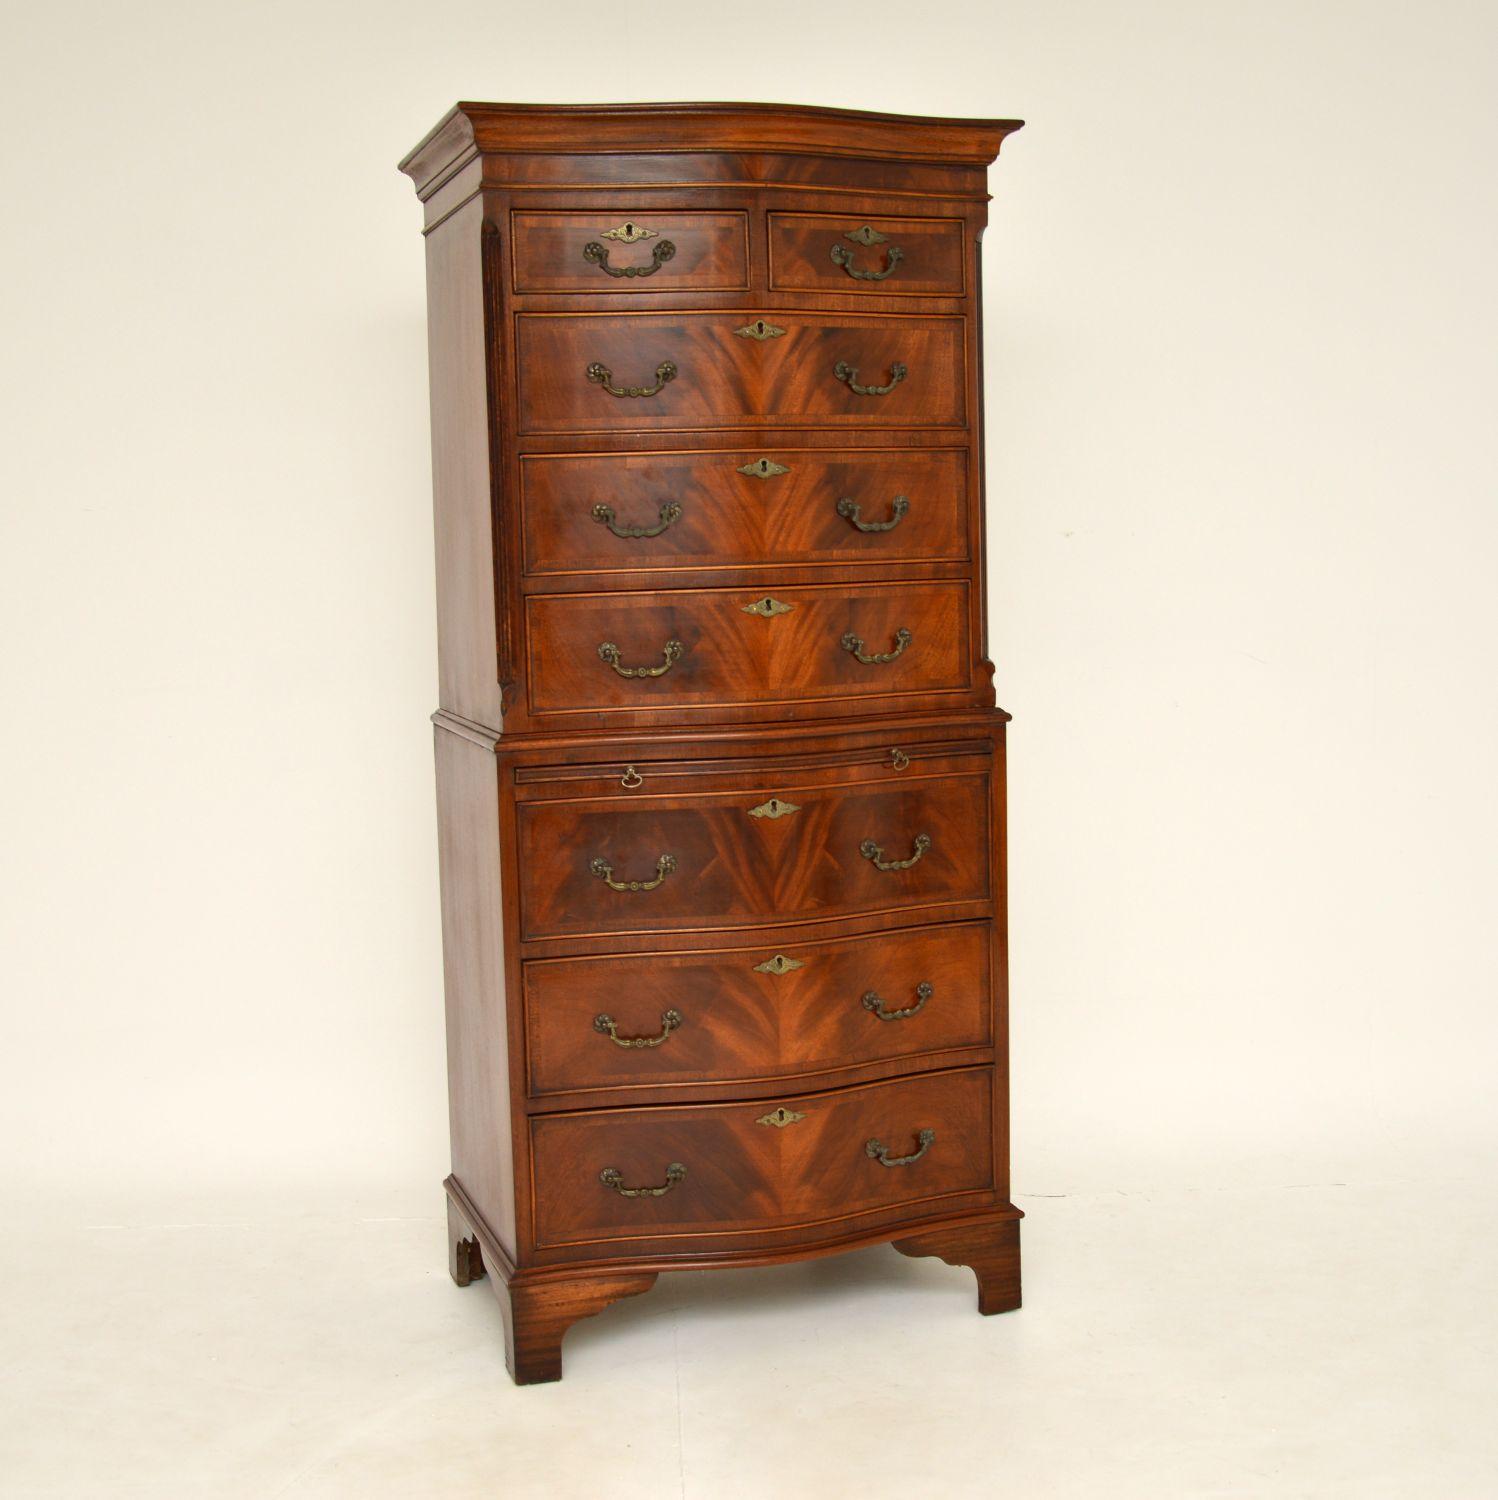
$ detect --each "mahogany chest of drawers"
[399,101,1024,1383]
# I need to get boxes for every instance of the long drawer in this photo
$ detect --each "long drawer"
[515,311,966,434]
[524,920,992,1097]
[514,749,992,941]
[521,447,969,577]
[529,1067,994,1249]
[525,580,970,717]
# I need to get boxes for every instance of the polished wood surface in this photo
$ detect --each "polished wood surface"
[530,1067,993,1249]
[893,1214,1022,1314]
[515,757,991,940]
[515,311,966,435]
[405,100,1022,1382]
[524,919,992,1099]
[768,212,967,296]
[434,728,516,1253]
[524,580,970,717]
[511,210,750,294]
[399,101,1024,202]
[520,446,969,577]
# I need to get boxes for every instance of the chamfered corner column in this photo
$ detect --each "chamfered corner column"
[891,1214,1022,1315]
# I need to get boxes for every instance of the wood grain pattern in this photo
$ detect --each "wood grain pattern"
[769,212,967,296]
[511,210,749,294]
[524,919,992,1098]
[515,759,991,940]
[515,312,966,434]
[406,101,1022,1382]
[520,446,969,577]
[892,1214,1022,1314]
[434,728,516,1257]
[399,102,1023,201]
[524,580,969,717]
[530,1067,993,1249]
[422,199,507,728]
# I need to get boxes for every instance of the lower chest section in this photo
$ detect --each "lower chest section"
[501,727,1009,1265]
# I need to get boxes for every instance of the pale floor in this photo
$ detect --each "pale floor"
[2,1170,1494,1499]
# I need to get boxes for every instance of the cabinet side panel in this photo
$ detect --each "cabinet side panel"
[423,188,505,725]
[434,728,515,1254]
[992,728,1011,1202]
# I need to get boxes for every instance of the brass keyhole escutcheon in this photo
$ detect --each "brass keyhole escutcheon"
[754,954,805,975]
[737,457,789,479]
[748,797,799,820]
[757,1106,807,1128]
[735,319,786,340]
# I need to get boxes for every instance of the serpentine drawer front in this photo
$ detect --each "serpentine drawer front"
[529,1067,994,1251]
[515,311,967,434]
[405,101,1024,1385]
[520,447,970,577]
[514,753,992,941]
[524,920,993,1099]
[524,580,970,717]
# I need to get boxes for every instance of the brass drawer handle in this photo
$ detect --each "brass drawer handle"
[833,360,906,397]
[600,1162,686,1198]
[581,238,677,279]
[592,501,683,539]
[836,495,909,533]
[586,360,677,398]
[589,853,677,892]
[830,241,904,281]
[841,627,912,664]
[861,833,931,871]
[594,1008,683,1048]
[862,982,933,1022]
[865,1128,935,1167]
[598,639,684,678]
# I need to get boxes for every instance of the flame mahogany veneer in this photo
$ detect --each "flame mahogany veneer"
[401,99,1024,1384]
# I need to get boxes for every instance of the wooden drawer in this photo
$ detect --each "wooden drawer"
[768,213,967,296]
[525,580,969,717]
[515,750,991,941]
[515,312,966,435]
[521,447,969,577]
[525,921,992,1098]
[530,1067,993,1249]
[511,211,750,294]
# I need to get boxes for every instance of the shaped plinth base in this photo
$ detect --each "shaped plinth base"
[892,1214,1022,1315]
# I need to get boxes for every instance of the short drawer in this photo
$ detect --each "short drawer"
[521,447,969,576]
[525,920,992,1097]
[511,211,749,294]
[769,213,967,296]
[514,748,991,941]
[515,311,966,434]
[530,1066,993,1248]
[525,580,970,717]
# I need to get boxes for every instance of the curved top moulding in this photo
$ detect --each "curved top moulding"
[398,100,1024,199]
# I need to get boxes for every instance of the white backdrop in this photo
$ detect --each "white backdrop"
[3,0,1495,1217]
